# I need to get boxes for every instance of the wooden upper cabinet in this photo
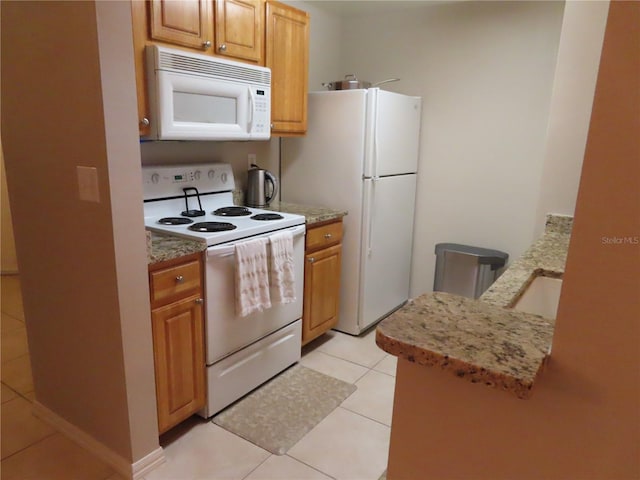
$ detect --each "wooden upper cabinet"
[149,0,213,51]
[265,1,309,135]
[215,0,264,64]
[131,0,310,136]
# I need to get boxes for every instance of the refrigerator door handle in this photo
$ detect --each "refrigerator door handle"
[366,176,378,257]
[372,95,379,177]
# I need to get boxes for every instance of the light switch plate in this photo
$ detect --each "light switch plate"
[77,166,100,203]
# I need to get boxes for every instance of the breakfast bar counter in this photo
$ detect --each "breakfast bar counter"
[376,292,554,399]
[376,214,572,398]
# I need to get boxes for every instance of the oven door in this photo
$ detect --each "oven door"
[204,225,305,365]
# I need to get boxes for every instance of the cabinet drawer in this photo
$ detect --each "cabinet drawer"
[306,221,342,251]
[150,260,201,305]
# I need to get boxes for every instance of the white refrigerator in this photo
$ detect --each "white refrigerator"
[282,88,422,335]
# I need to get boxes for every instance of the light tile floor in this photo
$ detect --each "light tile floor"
[1,274,397,480]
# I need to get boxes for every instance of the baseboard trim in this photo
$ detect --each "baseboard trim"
[32,401,165,479]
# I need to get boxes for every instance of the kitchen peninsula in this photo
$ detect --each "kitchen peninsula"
[376,214,574,478]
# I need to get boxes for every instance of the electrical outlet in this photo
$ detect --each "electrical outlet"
[248,153,256,170]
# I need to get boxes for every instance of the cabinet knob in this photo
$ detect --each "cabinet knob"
[195,298,204,305]
[175,275,184,283]
[324,233,332,239]
[308,257,315,263]
[218,43,227,52]
[140,117,150,126]
[202,40,212,48]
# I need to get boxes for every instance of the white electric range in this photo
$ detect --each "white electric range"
[143,163,306,417]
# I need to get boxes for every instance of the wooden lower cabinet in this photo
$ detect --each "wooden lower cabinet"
[302,220,343,345]
[149,254,206,434]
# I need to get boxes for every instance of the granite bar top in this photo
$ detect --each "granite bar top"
[376,214,572,399]
[147,231,205,265]
[376,292,554,399]
[263,200,347,226]
[481,214,572,310]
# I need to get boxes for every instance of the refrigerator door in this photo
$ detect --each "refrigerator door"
[359,173,417,332]
[364,88,422,178]
[281,90,368,335]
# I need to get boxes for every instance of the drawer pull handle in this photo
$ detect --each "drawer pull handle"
[195,298,204,305]
[308,257,315,263]
[175,275,184,283]
[324,233,332,239]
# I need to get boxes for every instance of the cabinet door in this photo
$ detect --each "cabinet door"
[152,294,206,434]
[149,0,213,51]
[265,1,309,135]
[215,0,264,64]
[302,244,342,344]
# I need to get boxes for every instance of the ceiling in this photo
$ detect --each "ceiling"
[303,0,462,18]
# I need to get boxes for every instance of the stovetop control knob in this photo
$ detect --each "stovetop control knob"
[221,172,228,183]
[208,170,215,180]
[151,173,160,184]
[194,170,201,180]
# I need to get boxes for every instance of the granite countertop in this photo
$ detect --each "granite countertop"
[376,214,573,399]
[147,231,205,265]
[263,200,347,226]
[376,292,554,399]
[480,215,572,310]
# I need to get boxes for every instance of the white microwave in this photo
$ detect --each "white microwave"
[145,45,271,141]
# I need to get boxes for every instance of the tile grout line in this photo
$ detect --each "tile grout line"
[283,453,339,480]
[311,349,387,371]
[0,429,59,463]
[336,404,393,430]
[239,451,273,480]
[0,380,33,404]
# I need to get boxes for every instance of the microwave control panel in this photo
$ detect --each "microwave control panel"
[251,86,271,138]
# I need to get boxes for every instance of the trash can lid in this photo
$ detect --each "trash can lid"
[434,243,509,268]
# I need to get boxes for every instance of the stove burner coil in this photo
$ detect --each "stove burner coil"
[214,206,252,217]
[181,187,205,217]
[158,217,194,225]
[182,210,206,217]
[251,213,284,221]
[188,222,237,233]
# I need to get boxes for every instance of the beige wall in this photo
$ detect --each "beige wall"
[1,142,18,273]
[534,0,609,238]
[387,1,640,477]
[1,0,158,470]
[294,1,566,297]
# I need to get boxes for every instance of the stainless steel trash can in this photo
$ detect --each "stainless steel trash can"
[433,243,508,299]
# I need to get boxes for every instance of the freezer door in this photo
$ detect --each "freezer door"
[359,174,417,331]
[364,89,422,178]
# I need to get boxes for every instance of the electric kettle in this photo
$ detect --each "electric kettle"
[246,164,278,207]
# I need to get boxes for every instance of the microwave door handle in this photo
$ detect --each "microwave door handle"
[247,87,255,132]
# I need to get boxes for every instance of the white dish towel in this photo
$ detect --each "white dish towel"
[269,231,296,305]
[235,237,271,317]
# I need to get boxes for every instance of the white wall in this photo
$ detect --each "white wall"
[283,1,343,92]
[335,1,565,297]
[533,0,609,238]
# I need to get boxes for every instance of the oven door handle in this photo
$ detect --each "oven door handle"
[206,225,306,258]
